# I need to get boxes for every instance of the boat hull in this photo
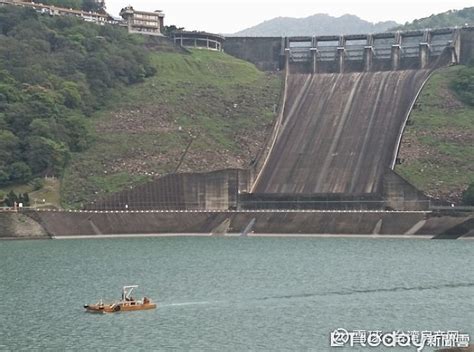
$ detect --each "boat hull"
[84,302,157,313]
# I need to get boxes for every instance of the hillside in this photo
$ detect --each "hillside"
[0,6,156,187]
[0,5,281,209]
[232,14,398,37]
[396,66,474,203]
[30,0,103,12]
[393,7,474,31]
[61,50,281,208]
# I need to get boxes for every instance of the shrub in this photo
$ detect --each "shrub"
[462,183,474,206]
[451,65,474,106]
[32,178,44,191]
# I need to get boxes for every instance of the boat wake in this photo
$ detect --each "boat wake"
[158,282,474,309]
[256,282,474,301]
[160,300,222,308]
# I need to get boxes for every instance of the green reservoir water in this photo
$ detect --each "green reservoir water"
[0,237,473,351]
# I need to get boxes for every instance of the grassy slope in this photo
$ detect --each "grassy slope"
[0,178,60,208]
[396,66,474,203]
[61,49,281,208]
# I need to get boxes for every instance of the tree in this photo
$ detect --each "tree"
[19,192,30,206]
[63,115,90,151]
[451,65,474,106]
[462,183,474,206]
[32,178,43,191]
[0,130,20,166]
[0,6,155,185]
[38,0,82,11]
[5,190,18,207]
[82,0,104,12]
[162,25,185,37]
[26,136,70,175]
[0,82,21,104]
[61,81,82,109]
[0,169,9,184]
[8,161,32,181]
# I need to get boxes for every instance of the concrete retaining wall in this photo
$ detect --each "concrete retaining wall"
[460,27,474,64]
[224,37,284,71]
[87,169,251,210]
[383,170,431,210]
[6,211,469,238]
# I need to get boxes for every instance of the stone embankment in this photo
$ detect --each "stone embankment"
[0,213,50,239]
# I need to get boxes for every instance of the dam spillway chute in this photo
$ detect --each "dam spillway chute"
[252,69,432,194]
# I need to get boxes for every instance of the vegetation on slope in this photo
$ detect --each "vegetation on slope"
[393,7,474,30]
[29,0,103,12]
[61,50,281,208]
[396,65,474,203]
[451,61,474,106]
[0,7,155,191]
[463,183,474,205]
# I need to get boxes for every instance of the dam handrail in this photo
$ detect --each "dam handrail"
[15,199,436,212]
[16,208,432,214]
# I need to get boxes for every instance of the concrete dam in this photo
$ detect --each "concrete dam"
[5,28,474,238]
[84,27,466,212]
[241,28,461,210]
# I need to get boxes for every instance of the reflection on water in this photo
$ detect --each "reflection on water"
[0,237,473,350]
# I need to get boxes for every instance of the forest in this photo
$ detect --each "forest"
[0,6,156,187]
[394,7,474,30]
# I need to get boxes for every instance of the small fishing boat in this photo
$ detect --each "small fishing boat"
[84,285,156,313]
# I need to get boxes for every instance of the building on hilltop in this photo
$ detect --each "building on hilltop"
[119,6,164,36]
[0,0,167,35]
[0,0,112,24]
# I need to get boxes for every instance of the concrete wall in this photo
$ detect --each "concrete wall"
[382,170,431,210]
[223,37,284,71]
[11,210,472,237]
[460,27,474,64]
[433,217,474,239]
[239,193,384,210]
[87,169,251,210]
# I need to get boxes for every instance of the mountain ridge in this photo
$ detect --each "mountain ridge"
[231,13,399,37]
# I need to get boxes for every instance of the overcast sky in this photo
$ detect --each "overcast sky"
[105,0,473,34]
